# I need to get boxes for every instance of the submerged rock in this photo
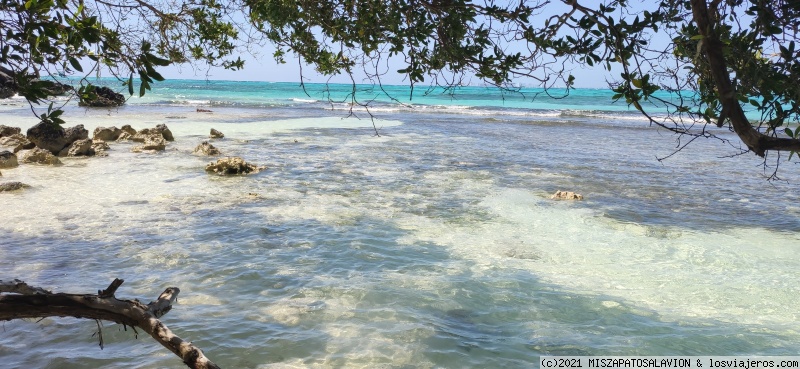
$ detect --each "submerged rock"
[26,122,88,155]
[205,157,262,175]
[120,125,136,136]
[93,126,123,141]
[132,136,166,152]
[21,147,61,165]
[0,133,35,153]
[0,150,18,168]
[0,125,21,138]
[0,181,29,192]
[58,138,95,157]
[79,86,125,107]
[209,128,224,139]
[550,190,584,200]
[193,141,221,156]
[92,140,110,154]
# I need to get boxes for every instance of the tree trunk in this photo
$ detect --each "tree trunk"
[0,279,221,369]
[690,0,800,157]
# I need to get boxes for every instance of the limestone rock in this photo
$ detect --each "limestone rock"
[0,182,29,192]
[120,125,136,136]
[0,134,35,153]
[0,125,21,138]
[92,140,110,153]
[193,141,221,156]
[132,136,166,152]
[22,147,61,165]
[133,124,174,142]
[26,122,88,154]
[117,132,132,141]
[550,190,584,200]
[209,128,224,139]
[93,126,123,141]
[58,138,95,157]
[0,150,18,168]
[205,157,262,175]
[79,86,125,107]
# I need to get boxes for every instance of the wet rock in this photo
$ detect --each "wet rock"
[26,122,88,155]
[133,124,173,142]
[550,190,584,200]
[79,86,125,107]
[0,134,35,153]
[92,140,110,153]
[93,126,123,141]
[58,138,95,157]
[117,132,132,141]
[0,150,18,168]
[0,125,21,138]
[209,128,224,139]
[21,147,61,165]
[132,136,166,152]
[120,125,136,136]
[0,182,29,192]
[205,157,262,175]
[193,141,221,156]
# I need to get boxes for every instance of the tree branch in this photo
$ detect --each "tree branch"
[690,0,800,157]
[0,279,220,369]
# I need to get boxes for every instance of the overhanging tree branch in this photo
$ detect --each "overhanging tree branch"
[0,279,220,369]
[690,0,800,157]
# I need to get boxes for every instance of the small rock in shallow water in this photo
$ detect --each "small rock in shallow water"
[209,128,224,139]
[0,150,18,168]
[0,182,29,192]
[193,141,220,156]
[205,157,263,175]
[550,190,584,200]
[22,148,61,165]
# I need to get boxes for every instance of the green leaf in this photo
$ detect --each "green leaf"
[128,74,134,96]
[786,127,794,138]
[631,79,642,88]
[68,57,83,72]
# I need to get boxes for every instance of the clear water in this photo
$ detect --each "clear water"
[1,80,799,368]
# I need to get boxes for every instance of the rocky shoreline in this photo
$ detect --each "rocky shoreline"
[0,123,264,192]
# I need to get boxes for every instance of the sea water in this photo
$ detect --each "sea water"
[0,80,799,368]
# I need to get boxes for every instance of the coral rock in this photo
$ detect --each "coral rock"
[22,147,61,165]
[209,128,225,139]
[0,181,29,192]
[193,141,221,156]
[550,190,584,200]
[205,157,262,175]
[0,150,18,168]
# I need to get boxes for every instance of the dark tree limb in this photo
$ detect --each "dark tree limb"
[0,279,220,369]
[690,0,800,157]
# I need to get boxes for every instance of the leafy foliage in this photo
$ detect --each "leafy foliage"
[0,0,243,123]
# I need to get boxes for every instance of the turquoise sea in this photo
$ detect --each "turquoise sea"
[1,79,799,368]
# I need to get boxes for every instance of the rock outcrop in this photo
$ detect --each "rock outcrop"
[93,126,123,141]
[0,134,35,153]
[0,125,21,137]
[133,124,174,142]
[79,86,125,107]
[21,147,61,165]
[26,123,89,155]
[193,141,221,156]
[132,136,166,152]
[0,150,18,168]
[209,128,224,139]
[0,182,29,192]
[121,125,136,136]
[58,138,95,157]
[205,157,262,175]
[550,190,584,200]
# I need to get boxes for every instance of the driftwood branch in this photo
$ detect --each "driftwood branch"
[0,279,220,369]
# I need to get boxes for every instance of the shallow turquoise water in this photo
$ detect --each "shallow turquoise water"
[0,80,799,368]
